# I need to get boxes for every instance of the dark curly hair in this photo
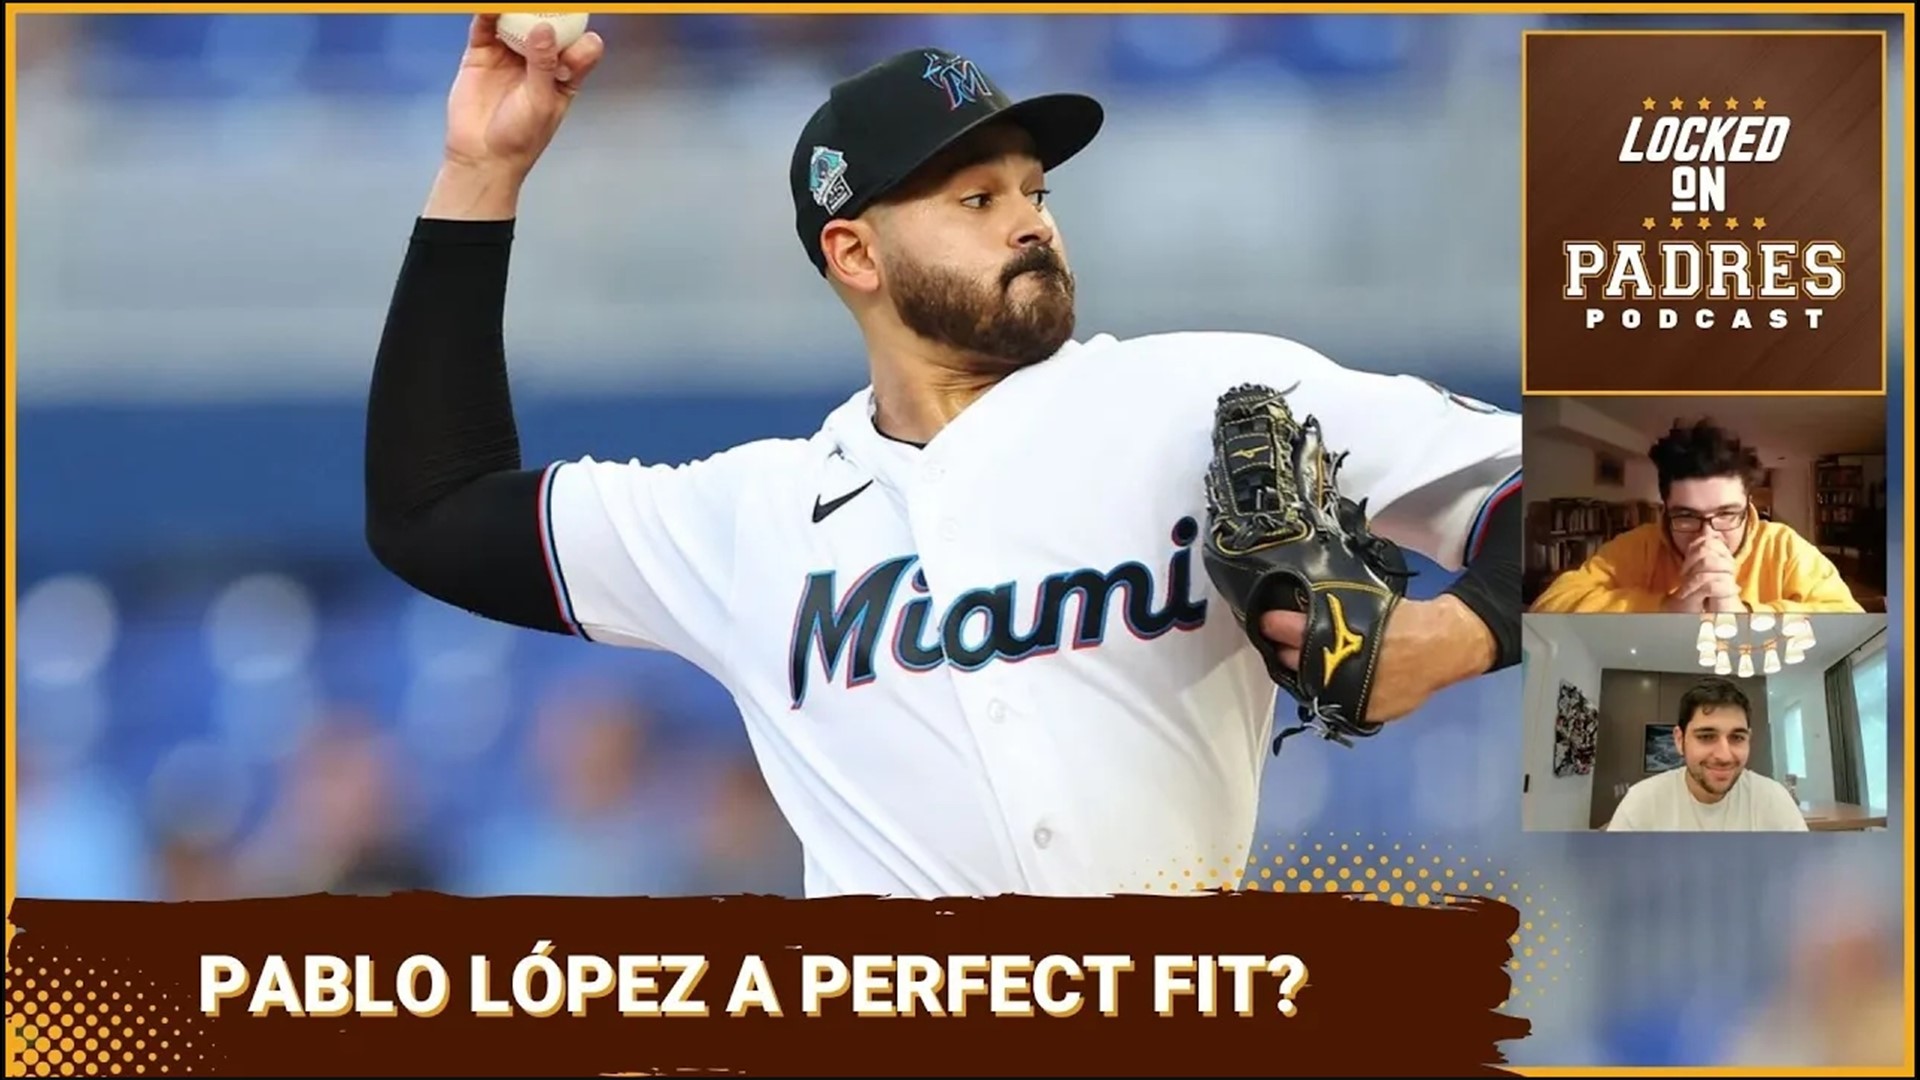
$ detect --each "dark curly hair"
[1677,676,1751,733]
[1648,419,1763,501]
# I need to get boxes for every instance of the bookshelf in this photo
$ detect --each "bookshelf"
[1524,496,1660,602]
[1814,457,1868,551]
[1813,454,1887,601]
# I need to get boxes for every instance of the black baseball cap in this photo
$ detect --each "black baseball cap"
[790,47,1105,276]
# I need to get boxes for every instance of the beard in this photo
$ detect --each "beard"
[1687,756,1742,797]
[884,244,1077,371]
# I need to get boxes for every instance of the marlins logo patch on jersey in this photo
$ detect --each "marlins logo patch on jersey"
[809,146,853,214]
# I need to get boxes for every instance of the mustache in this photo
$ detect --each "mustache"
[1001,246,1067,289]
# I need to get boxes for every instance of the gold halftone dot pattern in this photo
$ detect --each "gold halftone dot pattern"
[6,955,213,1076]
[1212,833,1577,1015]
[1145,833,1582,1013]
[1136,845,1318,893]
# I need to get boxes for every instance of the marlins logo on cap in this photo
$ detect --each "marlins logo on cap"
[921,50,993,110]
[809,146,853,214]
[789,47,1104,274]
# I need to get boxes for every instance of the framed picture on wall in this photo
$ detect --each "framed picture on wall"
[1644,725,1682,773]
[1594,450,1625,488]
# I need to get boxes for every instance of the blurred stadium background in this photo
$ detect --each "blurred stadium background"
[11,9,1909,1068]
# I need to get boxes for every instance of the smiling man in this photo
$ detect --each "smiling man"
[1529,419,1863,614]
[1607,677,1808,832]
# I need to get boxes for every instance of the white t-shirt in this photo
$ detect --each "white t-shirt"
[1607,766,1811,832]
[539,331,1524,897]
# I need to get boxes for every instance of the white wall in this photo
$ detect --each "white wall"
[1767,457,1814,536]
[1526,434,1661,503]
[1766,667,1833,804]
[1522,618,1600,831]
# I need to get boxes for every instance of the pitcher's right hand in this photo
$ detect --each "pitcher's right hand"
[429,14,606,217]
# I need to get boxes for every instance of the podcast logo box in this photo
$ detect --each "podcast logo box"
[1522,32,1885,394]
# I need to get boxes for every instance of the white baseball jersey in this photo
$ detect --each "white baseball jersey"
[537,331,1523,898]
[1606,766,1810,832]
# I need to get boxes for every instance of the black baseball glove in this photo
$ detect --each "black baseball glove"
[1201,382,1416,754]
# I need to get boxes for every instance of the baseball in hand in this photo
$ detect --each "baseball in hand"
[495,12,590,57]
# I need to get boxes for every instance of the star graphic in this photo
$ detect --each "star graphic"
[1753,217,1768,230]
[1697,96,1712,109]
[1670,217,1684,231]
[1697,216,1712,230]
[1670,97,1685,110]
[1643,96,1657,111]
[1643,217,1657,230]
[1725,96,1740,110]
[1752,96,1768,109]
[1725,217,1741,230]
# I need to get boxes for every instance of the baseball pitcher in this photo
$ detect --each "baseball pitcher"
[366,19,1525,898]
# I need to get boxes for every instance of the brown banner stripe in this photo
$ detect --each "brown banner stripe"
[7,891,1531,1077]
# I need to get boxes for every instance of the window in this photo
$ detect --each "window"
[1779,702,1806,783]
[1851,643,1888,815]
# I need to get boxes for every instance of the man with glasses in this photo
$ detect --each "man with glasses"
[1530,419,1863,614]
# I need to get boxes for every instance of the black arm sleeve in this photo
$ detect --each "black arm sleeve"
[363,217,573,636]
[1442,489,1522,673]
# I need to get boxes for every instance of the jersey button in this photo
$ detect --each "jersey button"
[940,519,959,541]
[1032,826,1053,849]
[986,699,1007,722]
[924,464,945,483]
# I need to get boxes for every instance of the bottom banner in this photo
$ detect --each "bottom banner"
[6,891,1531,1076]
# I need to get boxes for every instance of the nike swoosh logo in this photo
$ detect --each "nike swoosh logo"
[812,481,873,523]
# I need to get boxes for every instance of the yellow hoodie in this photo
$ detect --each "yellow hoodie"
[1530,508,1865,613]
